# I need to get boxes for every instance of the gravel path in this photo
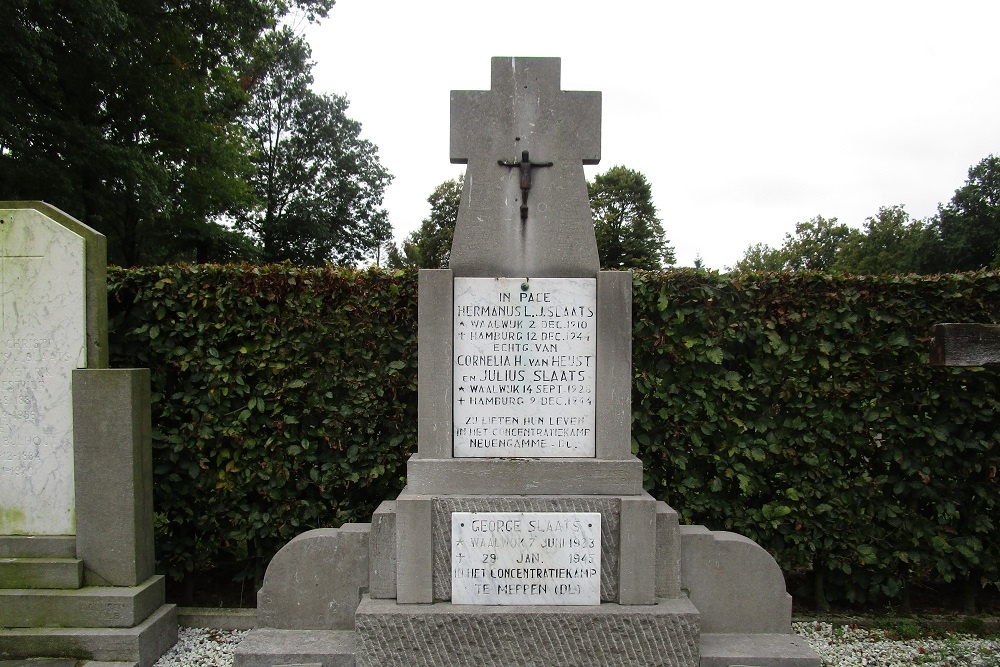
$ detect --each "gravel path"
[154,623,1000,667]
[793,622,1000,667]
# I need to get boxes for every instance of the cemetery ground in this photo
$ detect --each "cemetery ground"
[154,567,1000,666]
[155,615,1000,667]
[156,565,1000,666]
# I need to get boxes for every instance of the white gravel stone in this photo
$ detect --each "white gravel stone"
[793,621,1000,667]
[153,622,999,667]
[154,627,249,667]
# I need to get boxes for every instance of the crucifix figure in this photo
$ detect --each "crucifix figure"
[497,150,553,222]
[449,57,601,278]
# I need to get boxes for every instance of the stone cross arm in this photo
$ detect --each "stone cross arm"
[931,323,1000,366]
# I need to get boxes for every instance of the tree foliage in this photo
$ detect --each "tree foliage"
[933,155,1000,272]
[0,0,364,266]
[734,210,940,275]
[732,215,853,273]
[733,155,1000,276]
[588,166,675,270]
[238,29,392,266]
[386,176,462,269]
[835,206,938,275]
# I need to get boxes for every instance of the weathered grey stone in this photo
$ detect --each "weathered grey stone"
[0,536,76,558]
[355,594,700,667]
[449,57,600,278]
[257,525,369,631]
[0,201,109,368]
[596,271,632,460]
[0,557,82,589]
[680,526,792,634]
[73,369,154,587]
[655,502,682,599]
[430,495,620,601]
[618,495,656,604]
[0,575,164,628]
[0,203,174,667]
[405,457,644,495]
[368,501,396,599]
[416,269,452,459]
[175,606,256,630]
[233,628,355,667]
[394,494,432,604]
[0,602,176,667]
[700,633,822,667]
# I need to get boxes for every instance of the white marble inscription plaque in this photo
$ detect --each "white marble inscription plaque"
[453,277,596,458]
[0,208,86,535]
[451,511,601,605]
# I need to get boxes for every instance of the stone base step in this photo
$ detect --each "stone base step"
[700,633,821,667]
[0,603,176,667]
[233,628,356,667]
[353,595,701,667]
[0,536,76,559]
[0,575,165,628]
[0,557,84,589]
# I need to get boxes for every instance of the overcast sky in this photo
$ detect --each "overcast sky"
[302,0,1000,270]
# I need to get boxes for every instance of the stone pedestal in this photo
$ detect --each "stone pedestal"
[355,595,701,667]
[0,369,177,666]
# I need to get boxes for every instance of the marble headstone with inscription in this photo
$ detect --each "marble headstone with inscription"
[0,207,86,535]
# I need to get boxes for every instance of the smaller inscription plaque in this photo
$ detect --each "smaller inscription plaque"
[451,511,601,605]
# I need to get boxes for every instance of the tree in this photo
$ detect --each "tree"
[236,29,392,266]
[0,0,334,265]
[731,243,791,273]
[386,176,462,269]
[587,166,675,270]
[933,155,1000,272]
[834,206,939,275]
[732,215,854,273]
[781,216,856,271]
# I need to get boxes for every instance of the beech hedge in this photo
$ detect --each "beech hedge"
[107,266,999,607]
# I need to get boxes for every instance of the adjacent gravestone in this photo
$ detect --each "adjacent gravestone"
[236,58,820,667]
[0,205,86,535]
[0,202,176,667]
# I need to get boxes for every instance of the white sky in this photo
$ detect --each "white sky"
[302,0,1000,270]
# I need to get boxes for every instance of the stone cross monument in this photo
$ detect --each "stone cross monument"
[236,57,820,667]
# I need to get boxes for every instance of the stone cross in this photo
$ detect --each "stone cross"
[449,57,601,278]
